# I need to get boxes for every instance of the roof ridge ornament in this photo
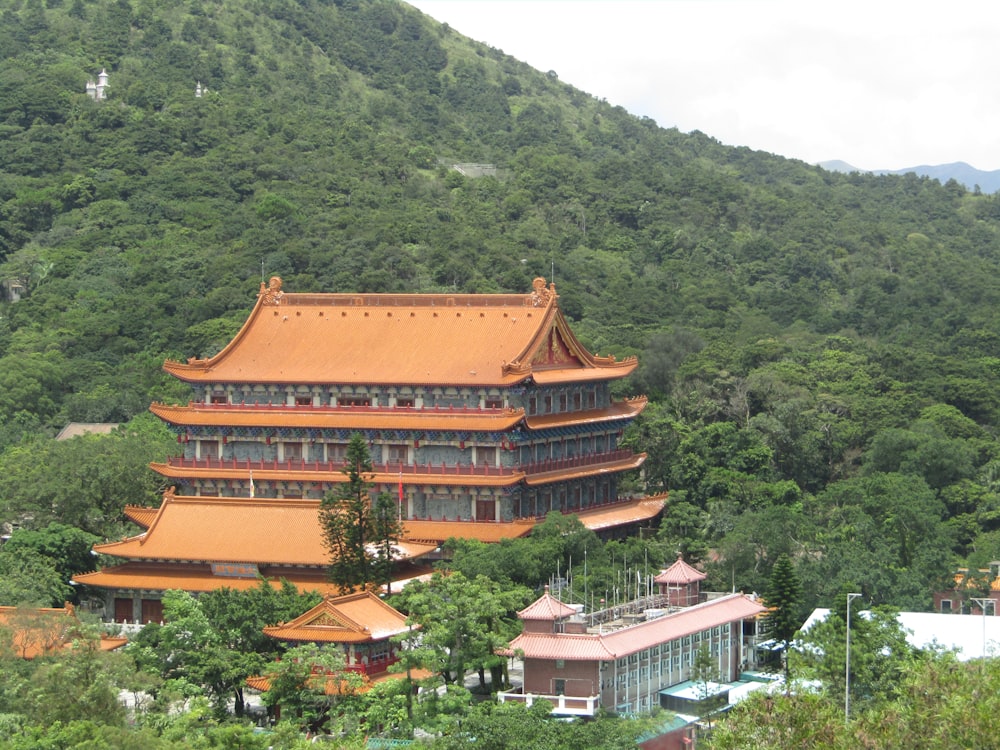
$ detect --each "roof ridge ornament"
[530,277,555,307]
[259,276,284,305]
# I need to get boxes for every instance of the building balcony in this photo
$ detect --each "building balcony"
[162,456,519,478]
[161,449,638,481]
[343,654,401,678]
[496,687,600,717]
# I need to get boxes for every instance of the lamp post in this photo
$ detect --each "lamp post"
[970,596,991,667]
[845,592,861,725]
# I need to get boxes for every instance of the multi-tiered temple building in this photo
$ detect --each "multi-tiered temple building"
[77,278,664,622]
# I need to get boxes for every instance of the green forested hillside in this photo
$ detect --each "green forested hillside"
[3,0,1000,610]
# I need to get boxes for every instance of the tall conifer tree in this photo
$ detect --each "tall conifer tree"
[765,553,803,690]
[320,434,402,593]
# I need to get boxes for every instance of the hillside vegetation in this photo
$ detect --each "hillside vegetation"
[3,0,1000,611]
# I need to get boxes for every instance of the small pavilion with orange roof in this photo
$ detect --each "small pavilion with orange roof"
[247,591,432,695]
[654,555,709,607]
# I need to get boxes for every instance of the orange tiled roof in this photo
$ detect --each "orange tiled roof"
[396,498,665,545]
[654,555,707,585]
[401,518,537,545]
[950,569,1000,592]
[92,494,437,566]
[0,604,126,658]
[524,397,648,430]
[572,495,667,532]
[0,604,77,659]
[162,279,636,387]
[263,591,411,643]
[123,505,159,529]
[506,593,765,661]
[150,402,527,432]
[73,561,343,595]
[518,589,579,621]
[150,461,526,488]
[524,452,647,486]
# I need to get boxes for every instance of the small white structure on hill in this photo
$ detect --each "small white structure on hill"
[86,68,109,101]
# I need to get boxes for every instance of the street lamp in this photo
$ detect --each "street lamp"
[845,592,862,725]
[970,596,992,666]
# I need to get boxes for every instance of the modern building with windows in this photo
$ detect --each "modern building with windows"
[498,567,766,716]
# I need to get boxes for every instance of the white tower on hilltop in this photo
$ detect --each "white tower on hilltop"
[86,68,109,101]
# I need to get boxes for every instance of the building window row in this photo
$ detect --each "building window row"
[526,387,601,416]
[202,385,510,410]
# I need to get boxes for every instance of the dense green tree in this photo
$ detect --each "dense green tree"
[0,415,175,537]
[260,643,364,736]
[130,582,319,717]
[801,473,953,608]
[709,653,1000,750]
[1,522,99,586]
[390,571,530,689]
[429,699,655,750]
[0,546,70,606]
[764,553,804,687]
[796,597,919,712]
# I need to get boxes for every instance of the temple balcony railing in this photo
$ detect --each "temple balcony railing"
[163,456,519,478]
[189,401,513,416]
[496,688,600,717]
[164,449,636,478]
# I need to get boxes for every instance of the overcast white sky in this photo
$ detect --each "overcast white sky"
[407,1,1000,172]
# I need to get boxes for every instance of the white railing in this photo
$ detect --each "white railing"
[496,689,600,717]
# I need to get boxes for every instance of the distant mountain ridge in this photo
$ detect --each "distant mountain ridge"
[819,160,1000,194]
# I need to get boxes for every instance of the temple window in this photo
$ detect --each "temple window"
[295,395,312,407]
[283,442,303,461]
[477,447,496,466]
[396,397,414,408]
[587,391,596,408]
[544,395,552,413]
[528,396,537,415]
[199,440,220,460]
[210,392,227,404]
[327,443,347,462]
[484,397,502,409]
[386,444,408,464]
[573,392,582,410]
[559,393,567,411]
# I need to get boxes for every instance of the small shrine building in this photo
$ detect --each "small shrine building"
[247,591,431,694]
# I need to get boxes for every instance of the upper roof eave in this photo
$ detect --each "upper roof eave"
[161,279,636,388]
[150,402,527,432]
[525,397,647,431]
